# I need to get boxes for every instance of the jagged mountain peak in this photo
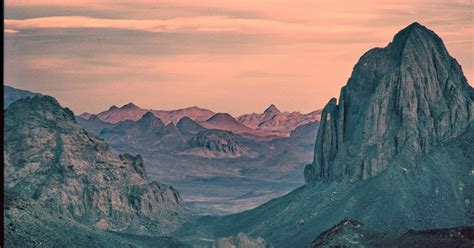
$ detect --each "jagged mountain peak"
[121,102,140,109]
[88,114,100,121]
[138,111,164,127]
[207,112,236,122]
[176,116,205,134]
[264,104,280,114]
[304,23,473,183]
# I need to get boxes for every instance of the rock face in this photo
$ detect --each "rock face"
[4,85,42,108]
[183,130,256,158]
[305,22,473,183]
[4,192,191,248]
[238,105,321,137]
[4,96,191,235]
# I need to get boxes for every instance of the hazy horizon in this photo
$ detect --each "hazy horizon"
[5,0,473,116]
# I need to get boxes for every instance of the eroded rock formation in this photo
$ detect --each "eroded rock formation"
[305,22,473,183]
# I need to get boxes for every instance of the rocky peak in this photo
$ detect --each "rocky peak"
[177,117,206,134]
[108,105,119,111]
[4,96,191,235]
[138,111,164,128]
[304,22,473,183]
[264,104,280,114]
[208,113,236,122]
[88,114,100,121]
[121,102,139,109]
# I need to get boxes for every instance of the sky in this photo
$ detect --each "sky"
[4,0,473,116]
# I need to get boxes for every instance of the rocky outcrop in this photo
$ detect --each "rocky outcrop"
[182,130,256,158]
[305,22,473,183]
[4,96,191,235]
[215,233,270,248]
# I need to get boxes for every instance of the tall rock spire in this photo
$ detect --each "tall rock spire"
[305,22,473,183]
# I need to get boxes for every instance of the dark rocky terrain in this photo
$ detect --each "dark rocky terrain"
[309,219,474,247]
[4,192,190,248]
[4,96,192,235]
[174,22,474,247]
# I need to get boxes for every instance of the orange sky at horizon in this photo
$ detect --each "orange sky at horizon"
[4,0,473,116]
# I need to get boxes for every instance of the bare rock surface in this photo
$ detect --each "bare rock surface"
[4,96,192,235]
[305,22,473,183]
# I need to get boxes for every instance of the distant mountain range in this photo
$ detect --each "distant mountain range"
[78,102,321,138]
[91,103,215,125]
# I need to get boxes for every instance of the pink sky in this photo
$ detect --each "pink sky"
[4,0,473,115]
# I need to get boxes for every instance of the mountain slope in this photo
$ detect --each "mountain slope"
[100,112,188,152]
[4,85,42,108]
[4,96,192,235]
[76,114,116,135]
[4,192,190,248]
[176,117,206,134]
[175,22,474,247]
[200,113,256,134]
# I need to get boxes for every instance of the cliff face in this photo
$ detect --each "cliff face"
[305,23,473,183]
[4,96,191,235]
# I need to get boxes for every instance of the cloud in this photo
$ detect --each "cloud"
[4,29,19,33]
[4,15,376,38]
[4,0,473,115]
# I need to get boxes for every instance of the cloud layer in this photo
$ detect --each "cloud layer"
[5,0,473,115]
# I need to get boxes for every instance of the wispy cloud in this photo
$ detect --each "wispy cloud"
[4,0,473,115]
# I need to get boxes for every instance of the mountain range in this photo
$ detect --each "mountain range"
[77,109,319,215]
[80,102,321,138]
[173,22,474,247]
[4,22,473,247]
